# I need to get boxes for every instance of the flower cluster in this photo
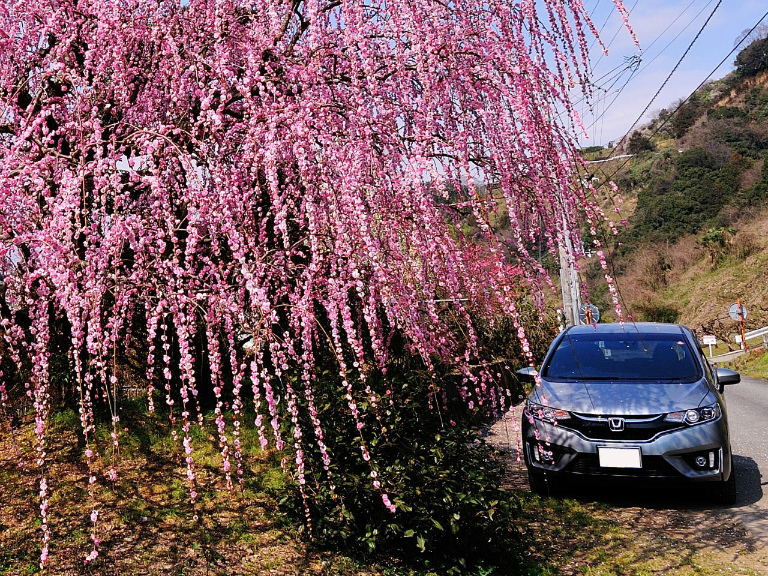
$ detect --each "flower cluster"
[0,0,633,566]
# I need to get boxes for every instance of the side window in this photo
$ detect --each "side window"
[698,347,716,386]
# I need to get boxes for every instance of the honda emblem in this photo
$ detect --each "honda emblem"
[608,417,625,432]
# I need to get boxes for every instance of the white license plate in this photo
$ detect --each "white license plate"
[598,447,642,468]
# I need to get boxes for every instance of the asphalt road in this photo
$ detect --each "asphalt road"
[723,375,768,543]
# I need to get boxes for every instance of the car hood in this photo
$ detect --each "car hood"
[531,378,710,415]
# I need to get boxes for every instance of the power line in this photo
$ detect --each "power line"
[589,0,640,73]
[601,6,768,186]
[575,0,709,145]
[619,0,723,146]
[641,0,704,55]
[592,7,768,322]
[583,0,715,135]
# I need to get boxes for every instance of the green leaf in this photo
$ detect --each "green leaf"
[416,535,426,552]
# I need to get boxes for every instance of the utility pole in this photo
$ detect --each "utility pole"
[558,223,582,328]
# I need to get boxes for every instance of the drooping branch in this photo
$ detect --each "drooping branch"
[0,0,636,568]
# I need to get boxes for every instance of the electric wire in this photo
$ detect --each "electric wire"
[572,0,706,142]
[619,0,723,147]
[582,0,714,135]
[590,7,768,323]
[601,6,768,186]
[558,2,761,322]
[589,0,640,74]
[640,0,704,55]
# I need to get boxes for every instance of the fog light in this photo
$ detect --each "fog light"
[683,451,719,471]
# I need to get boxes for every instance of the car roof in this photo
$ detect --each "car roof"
[564,322,688,336]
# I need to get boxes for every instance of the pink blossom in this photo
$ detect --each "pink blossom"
[0,0,635,560]
[381,494,396,513]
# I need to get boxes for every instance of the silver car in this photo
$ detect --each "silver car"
[520,322,739,503]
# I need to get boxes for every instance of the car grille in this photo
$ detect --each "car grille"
[567,454,680,478]
[560,413,683,441]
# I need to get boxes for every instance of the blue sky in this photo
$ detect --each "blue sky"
[575,0,768,147]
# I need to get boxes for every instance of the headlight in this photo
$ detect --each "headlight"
[525,400,571,423]
[664,402,721,425]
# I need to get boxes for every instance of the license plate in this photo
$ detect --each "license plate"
[598,447,642,468]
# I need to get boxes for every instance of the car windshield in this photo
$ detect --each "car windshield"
[543,332,701,381]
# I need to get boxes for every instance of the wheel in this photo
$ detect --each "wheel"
[714,460,737,506]
[528,470,552,497]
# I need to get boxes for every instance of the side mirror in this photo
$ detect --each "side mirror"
[716,367,740,393]
[515,366,539,384]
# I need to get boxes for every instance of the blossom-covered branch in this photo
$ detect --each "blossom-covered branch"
[0,0,633,567]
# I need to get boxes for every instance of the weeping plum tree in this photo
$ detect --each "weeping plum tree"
[0,0,632,568]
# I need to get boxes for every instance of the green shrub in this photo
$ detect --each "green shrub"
[632,302,680,323]
[299,363,528,575]
[706,106,745,121]
[626,148,748,247]
[740,152,768,206]
[627,132,655,155]
[701,227,736,264]
[280,316,553,574]
[745,86,768,122]
[671,94,704,138]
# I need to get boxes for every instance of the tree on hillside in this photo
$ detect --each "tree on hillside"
[627,131,655,155]
[734,23,768,49]
[671,94,704,138]
[0,0,634,568]
[735,36,768,78]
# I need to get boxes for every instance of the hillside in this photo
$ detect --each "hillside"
[581,36,768,344]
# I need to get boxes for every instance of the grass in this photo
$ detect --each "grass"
[0,401,358,576]
[723,345,768,379]
[2,401,768,575]
[512,486,768,576]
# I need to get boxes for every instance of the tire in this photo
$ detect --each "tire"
[528,470,552,497]
[714,460,737,506]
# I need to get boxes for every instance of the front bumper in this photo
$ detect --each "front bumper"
[522,415,732,483]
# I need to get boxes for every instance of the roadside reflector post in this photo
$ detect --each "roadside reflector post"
[728,301,749,352]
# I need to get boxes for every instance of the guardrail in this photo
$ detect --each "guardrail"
[702,325,768,359]
[734,325,768,346]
